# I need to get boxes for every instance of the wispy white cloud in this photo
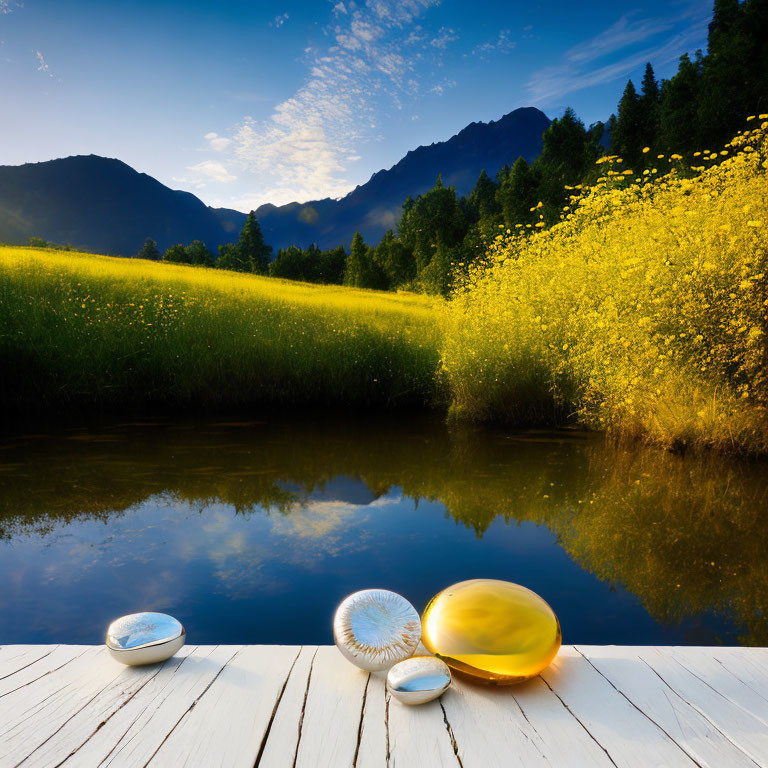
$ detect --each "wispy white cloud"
[527,6,710,105]
[472,28,515,57]
[176,160,237,188]
[35,50,53,77]
[430,26,458,50]
[430,78,457,96]
[566,14,676,65]
[204,131,231,152]
[270,12,289,29]
[207,0,443,208]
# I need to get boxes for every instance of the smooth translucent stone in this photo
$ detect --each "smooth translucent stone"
[422,579,561,685]
[387,655,451,705]
[106,612,185,666]
[333,589,421,671]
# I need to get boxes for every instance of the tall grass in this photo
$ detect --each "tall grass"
[442,120,768,453]
[0,248,444,413]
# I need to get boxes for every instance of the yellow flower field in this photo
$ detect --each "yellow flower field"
[443,121,768,452]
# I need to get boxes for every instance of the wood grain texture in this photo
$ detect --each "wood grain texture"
[0,645,766,768]
[293,646,369,768]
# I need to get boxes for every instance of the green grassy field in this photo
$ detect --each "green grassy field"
[0,246,444,413]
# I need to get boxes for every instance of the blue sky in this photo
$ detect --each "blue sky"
[0,0,711,211]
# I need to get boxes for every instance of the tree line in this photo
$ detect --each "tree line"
[136,0,766,296]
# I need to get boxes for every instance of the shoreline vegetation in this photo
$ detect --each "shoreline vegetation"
[1,120,767,456]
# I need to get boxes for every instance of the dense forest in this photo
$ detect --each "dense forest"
[135,0,766,296]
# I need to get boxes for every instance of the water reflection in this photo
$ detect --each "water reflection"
[0,416,766,645]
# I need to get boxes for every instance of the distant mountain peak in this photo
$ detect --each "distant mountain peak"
[253,106,550,250]
[0,106,550,255]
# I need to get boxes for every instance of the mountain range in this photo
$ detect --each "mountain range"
[0,107,550,256]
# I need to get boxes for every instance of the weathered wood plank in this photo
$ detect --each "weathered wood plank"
[439,677,551,768]
[0,645,767,768]
[0,645,85,697]
[387,687,459,768]
[148,645,301,768]
[0,647,126,765]
[16,650,190,768]
[293,646,370,768]
[60,645,239,768]
[257,646,318,768]
[540,647,701,767]
[577,645,761,768]
[0,646,60,681]
[354,671,387,768]
[637,647,768,766]
[674,646,768,723]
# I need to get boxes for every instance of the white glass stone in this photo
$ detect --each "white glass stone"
[387,656,452,705]
[106,612,185,666]
[333,589,421,671]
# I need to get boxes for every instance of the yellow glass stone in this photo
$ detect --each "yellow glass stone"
[421,579,561,685]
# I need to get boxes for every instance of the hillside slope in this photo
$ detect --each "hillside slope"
[0,155,246,256]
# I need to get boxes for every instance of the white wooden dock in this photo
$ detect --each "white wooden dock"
[1,645,767,767]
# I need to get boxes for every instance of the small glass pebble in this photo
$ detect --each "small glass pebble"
[387,656,452,705]
[422,579,561,684]
[106,612,185,666]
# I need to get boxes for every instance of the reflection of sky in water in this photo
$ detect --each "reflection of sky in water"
[0,474,739,645]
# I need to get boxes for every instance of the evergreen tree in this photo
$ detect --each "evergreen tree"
[467,169,500,221]
[238,212,272,274]
[136,238,160,261]
[587,120,608,151]
[697,0,751,148]
[659,52,703,153]
[269,246,306,280]
[162,244,189,264]
[638,63,661,151]
[743,0,768,118]
[216,243,246,271]
[374,230,415,288]
[185,240,214,267]
[612,80,644,165]
[497,157,538,227]
[302,243,323,283]
[344,232,373,288]
[533,108,595,220]
[398,177,466,274]
[318,245,347,285]
[420,234,453,297]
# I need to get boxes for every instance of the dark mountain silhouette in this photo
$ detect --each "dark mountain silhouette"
[0,106,550,255]
[0,155,246,256]
[255,106,550,249]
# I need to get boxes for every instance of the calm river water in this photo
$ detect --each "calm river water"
[0,415,766,646]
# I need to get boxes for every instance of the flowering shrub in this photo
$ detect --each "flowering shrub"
[442,119,768,453]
